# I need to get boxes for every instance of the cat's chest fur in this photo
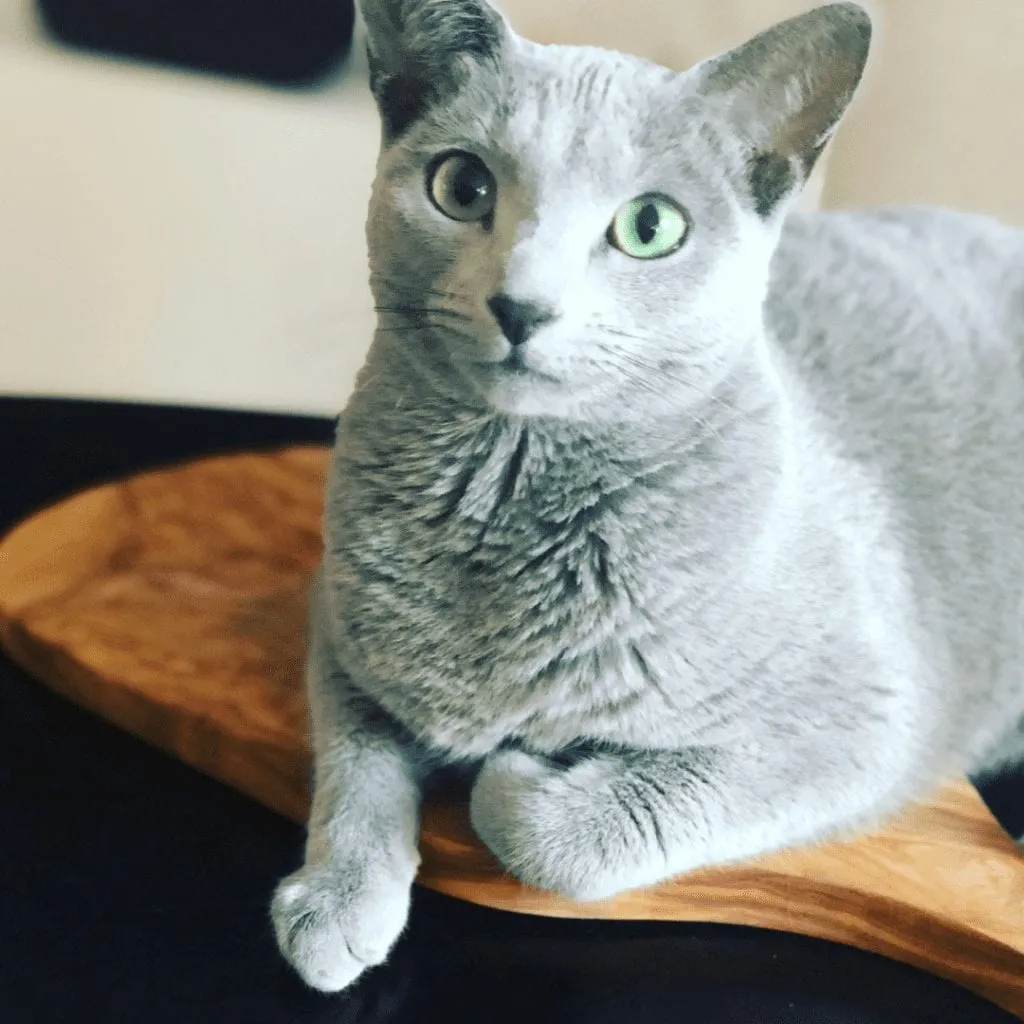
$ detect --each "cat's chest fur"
[323,414,744,757]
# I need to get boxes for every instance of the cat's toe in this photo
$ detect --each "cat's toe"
[270,861,412,992]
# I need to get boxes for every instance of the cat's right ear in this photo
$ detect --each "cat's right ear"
[358,0,507,139]
[695,2,872,219]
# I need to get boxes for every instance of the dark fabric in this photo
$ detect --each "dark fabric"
[0,396,1017,1023]
[35,0,355,85]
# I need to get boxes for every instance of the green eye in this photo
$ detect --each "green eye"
[427,151,497,222]
[608,193,688,259]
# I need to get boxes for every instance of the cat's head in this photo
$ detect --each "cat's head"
[358,0,870,421]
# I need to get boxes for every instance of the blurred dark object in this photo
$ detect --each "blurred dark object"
[35,0,357,86]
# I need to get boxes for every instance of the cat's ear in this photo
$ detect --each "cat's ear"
[696,2,871,218]
[357,0,507,138]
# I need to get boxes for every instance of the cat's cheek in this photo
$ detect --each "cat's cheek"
[443,327,506,368]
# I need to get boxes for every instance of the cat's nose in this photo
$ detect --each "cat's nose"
[487,293,555,347]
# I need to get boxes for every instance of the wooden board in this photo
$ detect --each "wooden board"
[1,446,1023,1017]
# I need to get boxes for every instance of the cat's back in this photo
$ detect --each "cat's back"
[767,205,1024,731]
[767,204,1024,461]
[770,205,1024,394]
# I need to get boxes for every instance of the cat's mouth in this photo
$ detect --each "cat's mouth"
[455,350,564,410]
[460,345,558,384]
[454,349,575,415]
[499,350,531,375]
[478,353,560,385]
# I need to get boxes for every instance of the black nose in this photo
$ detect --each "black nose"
[487,293,555,347]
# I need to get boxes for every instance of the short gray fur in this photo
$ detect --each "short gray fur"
[271,0,1024,991]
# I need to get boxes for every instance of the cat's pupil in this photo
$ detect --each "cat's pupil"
[636,203,660,245]
[453,164,490,208]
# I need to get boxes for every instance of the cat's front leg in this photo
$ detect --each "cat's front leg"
[470,738,910,901]
[270,582,422,992]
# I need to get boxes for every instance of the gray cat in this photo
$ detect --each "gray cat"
[271,0,1024,992]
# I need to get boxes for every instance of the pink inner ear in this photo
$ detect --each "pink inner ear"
[768,55,867,171]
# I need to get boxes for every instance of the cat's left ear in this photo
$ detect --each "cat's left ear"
[695,2,872,218]
[357,0,508,139]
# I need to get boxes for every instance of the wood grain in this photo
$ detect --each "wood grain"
[1,447,1022,1017]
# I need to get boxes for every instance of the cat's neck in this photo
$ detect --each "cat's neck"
[340,332,800,552]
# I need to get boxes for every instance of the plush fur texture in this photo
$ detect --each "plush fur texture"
[271,0,1024,992]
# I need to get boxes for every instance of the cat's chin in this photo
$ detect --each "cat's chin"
[459,358,573,417]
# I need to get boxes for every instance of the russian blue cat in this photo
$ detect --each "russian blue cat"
[271,0,1024,992]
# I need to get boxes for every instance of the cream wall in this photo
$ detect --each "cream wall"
[824,0,1024,219]
[0,16,380,416]
[1,1,1022,416]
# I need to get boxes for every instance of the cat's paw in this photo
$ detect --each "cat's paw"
[470,748,660,901]
[271,859,413,992]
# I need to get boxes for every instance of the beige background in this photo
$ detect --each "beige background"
[1,0,1022,415]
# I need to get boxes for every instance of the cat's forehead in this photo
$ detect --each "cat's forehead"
[410,40,703,192]
[503,44,679,174]
[501,41,679,150]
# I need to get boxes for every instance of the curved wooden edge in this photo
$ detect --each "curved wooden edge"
[418,799,1024,1017]
[0,449,324,823]
[0,616,312,822]
[0,484,127,614]
[1,446,1023,1019]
